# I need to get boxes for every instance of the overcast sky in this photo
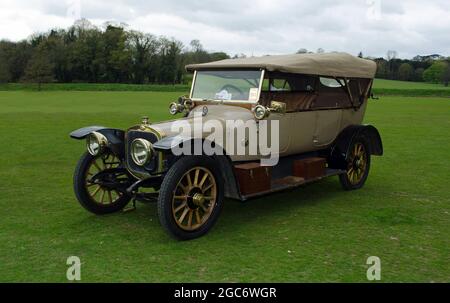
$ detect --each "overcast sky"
[0,0,449,59]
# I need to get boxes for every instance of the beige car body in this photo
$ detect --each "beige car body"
[149,100,367,163]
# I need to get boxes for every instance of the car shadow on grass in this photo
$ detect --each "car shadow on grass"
[71,177,354,242]
[216,178,346,231]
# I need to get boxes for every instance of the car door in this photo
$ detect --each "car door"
[312,109,343,147]
[287,110,317,154]
[263,112,291,156]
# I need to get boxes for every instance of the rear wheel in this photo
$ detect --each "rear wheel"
[339,138,371,190]
[157,156,224,240]
[73,152,132,214]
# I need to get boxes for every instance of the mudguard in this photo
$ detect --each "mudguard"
[69,126,126,158]
[328,125,383,169]
[153,135,242,200]
[152,135,189,151]
[70,126,107,139]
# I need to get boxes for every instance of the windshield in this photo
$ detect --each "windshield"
[191,70,263,102]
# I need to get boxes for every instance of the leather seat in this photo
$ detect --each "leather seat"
[259,92,317,112]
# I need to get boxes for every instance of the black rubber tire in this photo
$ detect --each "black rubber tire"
[339,137,371,190]
[157,156,224,240]
[73,152,131,214]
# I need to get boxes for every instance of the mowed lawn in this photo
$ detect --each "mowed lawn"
[0,91,449,282]
[373,78,450,90]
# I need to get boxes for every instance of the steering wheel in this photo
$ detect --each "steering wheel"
[220,85,244,97]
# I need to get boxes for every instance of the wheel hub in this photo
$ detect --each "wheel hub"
[192,193,206,206]
[353,157,363,169]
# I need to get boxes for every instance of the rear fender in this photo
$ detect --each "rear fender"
[328,125,383,169]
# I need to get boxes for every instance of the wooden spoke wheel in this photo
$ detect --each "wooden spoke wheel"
[74,152,132,214]
[172,167,217,231]
[339,138,371,190]
[157,156,224,240]
[85,153,124,205]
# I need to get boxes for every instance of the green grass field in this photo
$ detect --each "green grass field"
[373,79,450,90]
[1,78,449,96]
[372,79,450,97]
[0,90,449,282]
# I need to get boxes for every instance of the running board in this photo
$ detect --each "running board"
[240,168,345,201]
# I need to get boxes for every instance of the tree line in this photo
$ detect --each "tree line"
[1,19,449,87]
[298,49,450,86]
[0,19,229,87]
[372,50,450,85]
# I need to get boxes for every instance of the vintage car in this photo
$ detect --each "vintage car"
[70,52,383,240]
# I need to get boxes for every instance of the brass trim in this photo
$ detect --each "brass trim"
[269,101,287,114]
[130,138,154,166]
[125,126,165,179]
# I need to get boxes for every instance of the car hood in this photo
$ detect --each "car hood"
[149,104,255,139]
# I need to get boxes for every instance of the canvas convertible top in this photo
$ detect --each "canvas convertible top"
[186,52,377,79]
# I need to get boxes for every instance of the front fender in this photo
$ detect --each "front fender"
[69,126,126,158]
[153,135,242,200]
[70,126,106,139]
[152,135,189,151]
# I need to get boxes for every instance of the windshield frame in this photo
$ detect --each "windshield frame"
[189,69,265,104]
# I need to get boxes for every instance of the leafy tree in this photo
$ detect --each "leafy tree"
[375,59,388,78]
[159,38,183,84]
[413,68,424,82]
[398,63,413,81]
[0,43,12,83]
[23,45,54,90]
[100,25,132,82]
[0,62,11,83]
[209,52,229,61]
[128,31,158,84]
[423,61,449,84]
[0,40,33,82]
[442,65,450,86]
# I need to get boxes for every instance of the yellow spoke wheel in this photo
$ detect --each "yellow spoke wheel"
[74,152,131,215]
[157,156,224,240]
[339,139,371,190]
[346,142,367,185]
[85,153,123,205]
[171,167,217,231]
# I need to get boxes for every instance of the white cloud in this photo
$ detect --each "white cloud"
[0,0,449,58]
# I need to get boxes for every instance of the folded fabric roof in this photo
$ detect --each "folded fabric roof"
[186,52,377,79]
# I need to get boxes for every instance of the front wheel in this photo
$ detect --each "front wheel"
[157,156,224,240]
[73,152,132,214]
[339,138,371,190]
